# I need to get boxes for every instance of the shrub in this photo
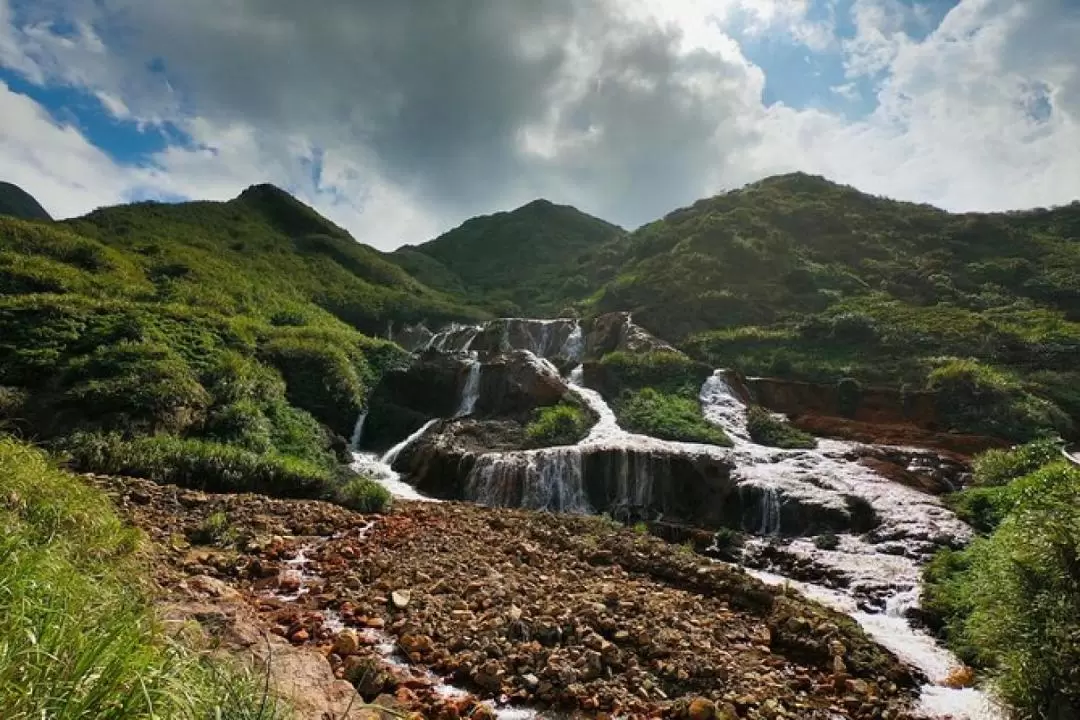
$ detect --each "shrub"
[813,532,840,550]
[0,436,291,719]
[334,476,391,514]
[597,350,712,397]
[746,406,817,449]
[972,438,1062,487]
[189,511,234,546]
[960,463,1080,716]
[944,486,1015,534]
[617,388,731,446]
[60,432,330,498]
[928,358,1072,442]
[525,402,591,447]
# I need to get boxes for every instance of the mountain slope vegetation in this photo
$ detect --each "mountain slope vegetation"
[392,198,626,316]
[0,184,489,503]
[0,181,52,221]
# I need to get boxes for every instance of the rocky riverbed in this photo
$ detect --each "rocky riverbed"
[93,474,931,720]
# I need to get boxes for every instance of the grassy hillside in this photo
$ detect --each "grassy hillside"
[0,181,52,221]
[0,184,490,503]
[392,198,626,316]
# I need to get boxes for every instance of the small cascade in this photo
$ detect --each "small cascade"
[466,448,591,514]
[456,360,482,417]
[559,323,585,363]
[758,485,782,536]
[349,410,367,450]
[381,418,440,467]
[426,323,482,353]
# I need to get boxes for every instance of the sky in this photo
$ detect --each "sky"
[0,0,1078,250]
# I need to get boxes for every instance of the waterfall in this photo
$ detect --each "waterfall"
[466,448,591,514]
[455,360,482,417]
[699,370,751,443]
[759,485,782,536]
[560,323,585,363]
[381,419,440,466]
[349,410,368,450]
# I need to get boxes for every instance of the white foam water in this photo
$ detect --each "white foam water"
[456,359,482,418]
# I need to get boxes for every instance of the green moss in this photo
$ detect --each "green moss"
[746,406,817,449]
[525,402,592,447]
[971,438,1062,487]
[616,388,731,446]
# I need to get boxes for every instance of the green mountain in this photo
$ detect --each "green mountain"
[399,173,1080,440]
[0,182,52,221]
[0,183,489,501]
[391,198,626,316]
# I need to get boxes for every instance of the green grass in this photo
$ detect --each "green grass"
[333,476,392,514]
[524,402,592,447]
[746,406,817,449]
[0,435,292,719]
[616,388,731,446]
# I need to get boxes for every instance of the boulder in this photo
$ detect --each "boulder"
[582,312,677,360]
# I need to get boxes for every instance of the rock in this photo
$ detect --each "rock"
[185,575,243,602]
[473,660,504,692]
[688,697,717,720]
[391,589,412,610]
[278,569,303,593]
[522,673,540,690]
[290,629,310,644]
[332,630,361,656]
[399,634,432,655]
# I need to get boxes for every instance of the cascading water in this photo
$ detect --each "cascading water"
[358,319,1001,719]
[349,410,368,450]
[455,359,482,418]
[757,484,782,536]
[381,418,440,466]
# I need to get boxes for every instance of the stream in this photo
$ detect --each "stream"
[343,319,1004,720]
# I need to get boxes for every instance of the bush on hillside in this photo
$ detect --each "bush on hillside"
[971,437,1062,487]
[926,462,1080,718]
[525,402,592,447]
[617,388,731,446]
[927,358,1072,442]
[746,406,817,449]
[0,436,290,719]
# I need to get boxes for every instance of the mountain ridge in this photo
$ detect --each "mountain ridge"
[0,181,52,221]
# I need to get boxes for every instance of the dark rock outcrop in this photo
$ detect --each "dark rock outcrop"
[582,312,677,360]
[362,350,577,452]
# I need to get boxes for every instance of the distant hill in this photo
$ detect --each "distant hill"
[0,182,52,221]
[391,199,626,316]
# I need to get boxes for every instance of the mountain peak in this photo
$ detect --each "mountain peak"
[0,182,52,221]
[233,183,351,240]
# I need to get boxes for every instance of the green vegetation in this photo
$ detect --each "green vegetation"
[971,437,1061,487]
[746,406,817,449]
[0,435,290,719]
[590,351,728,445]
[0,181,51,221]
[524,402,592,447]
[333,476,392,514]
[392,199,625,317]
[924,441,1080,717]
[0,185,474,498]
[617,388,731,446]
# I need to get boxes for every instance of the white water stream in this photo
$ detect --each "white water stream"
[348,319,1003,719]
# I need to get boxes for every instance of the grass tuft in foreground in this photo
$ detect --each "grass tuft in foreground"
[0,435,291,720]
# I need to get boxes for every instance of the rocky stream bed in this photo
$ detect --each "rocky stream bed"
[96,475,932,720]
